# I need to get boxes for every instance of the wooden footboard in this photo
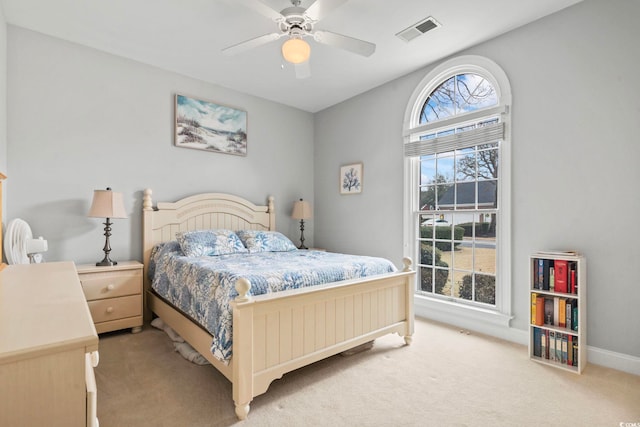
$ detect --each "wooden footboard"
[147,260,414,420]
[230,259,414,419]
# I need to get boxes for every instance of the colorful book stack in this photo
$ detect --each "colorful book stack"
[533,258,578,294]
[531,292,578,330]
[531,327,579,367]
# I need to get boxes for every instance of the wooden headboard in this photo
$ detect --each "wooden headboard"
[141,189,275,310]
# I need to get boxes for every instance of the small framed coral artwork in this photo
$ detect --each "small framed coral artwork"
[175,94,247,156]
[340,162,363,195]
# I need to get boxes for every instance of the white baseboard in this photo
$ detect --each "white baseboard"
[587,346,640,376]
[415,302,640,377]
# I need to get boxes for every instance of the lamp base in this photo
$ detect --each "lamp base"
[96,217,117,267]
[297,219,308,250]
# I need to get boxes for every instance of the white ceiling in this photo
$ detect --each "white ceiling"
[1,0,582,112]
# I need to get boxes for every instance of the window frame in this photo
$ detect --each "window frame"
[403,55,513,328]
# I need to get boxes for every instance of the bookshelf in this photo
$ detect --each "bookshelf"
[529,251,586,374]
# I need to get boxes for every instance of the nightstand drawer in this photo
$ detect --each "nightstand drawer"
[80,269,142,301]
[87,294,142,323]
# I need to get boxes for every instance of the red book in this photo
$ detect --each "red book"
[570,268,576,294]
[554,259,568,293]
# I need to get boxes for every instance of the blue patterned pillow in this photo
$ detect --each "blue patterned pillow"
[176,229,247,257]
[236,230,298,253]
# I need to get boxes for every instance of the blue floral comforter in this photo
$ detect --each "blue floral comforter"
[149,241,397,362]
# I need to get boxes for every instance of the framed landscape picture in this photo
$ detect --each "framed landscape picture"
[175,94,247,156]
[340,162,363,195]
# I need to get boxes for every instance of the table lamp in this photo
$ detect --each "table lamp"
[88,187,127,266]
[291,198,312,249]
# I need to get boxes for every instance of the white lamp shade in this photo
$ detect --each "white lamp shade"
[88,189,128,219]
[291,199,312,220]
[282,38,311,64]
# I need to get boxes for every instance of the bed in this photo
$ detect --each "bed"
[142,189,415,420]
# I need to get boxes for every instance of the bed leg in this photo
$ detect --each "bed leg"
[402,257,415,347]
[235,402,250,420]
[232,278,253,420]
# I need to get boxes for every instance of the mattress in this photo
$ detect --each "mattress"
[149,242,397,362]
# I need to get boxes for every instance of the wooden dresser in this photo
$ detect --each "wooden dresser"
[0,262,99,427]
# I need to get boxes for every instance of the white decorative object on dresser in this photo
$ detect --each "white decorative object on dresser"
[0,262,99,427]
[76,261,144,334]
[3,218,48,264]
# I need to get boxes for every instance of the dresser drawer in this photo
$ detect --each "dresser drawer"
[80,269,142,301]
[87,294,142,323]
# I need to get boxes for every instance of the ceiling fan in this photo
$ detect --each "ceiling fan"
[222,0,376,78]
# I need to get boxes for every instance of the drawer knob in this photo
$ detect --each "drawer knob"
[106,307,114,314]
[106,284,115,291]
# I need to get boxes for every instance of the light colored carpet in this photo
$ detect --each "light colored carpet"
[95,317,640,427]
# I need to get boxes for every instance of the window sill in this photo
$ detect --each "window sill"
[414,293,516,336]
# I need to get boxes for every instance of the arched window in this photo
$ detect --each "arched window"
[403,56,512,326]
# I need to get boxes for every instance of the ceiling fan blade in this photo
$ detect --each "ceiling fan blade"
[313,30,376,57]
[233,0,285,22]
[295,60,311,79]
[305,0,349,22]
[222,33,282,56]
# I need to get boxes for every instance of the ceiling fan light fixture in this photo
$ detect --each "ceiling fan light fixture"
[282,37,310,64]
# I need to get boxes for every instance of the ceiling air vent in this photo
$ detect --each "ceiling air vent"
[396,16,440,43]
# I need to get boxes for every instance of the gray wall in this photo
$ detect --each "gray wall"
[6,26,315,265]
[315,0,640,361]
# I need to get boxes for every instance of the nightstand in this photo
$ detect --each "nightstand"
[76,261,143,334]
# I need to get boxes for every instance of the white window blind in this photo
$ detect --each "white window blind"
[404,121,504,157]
